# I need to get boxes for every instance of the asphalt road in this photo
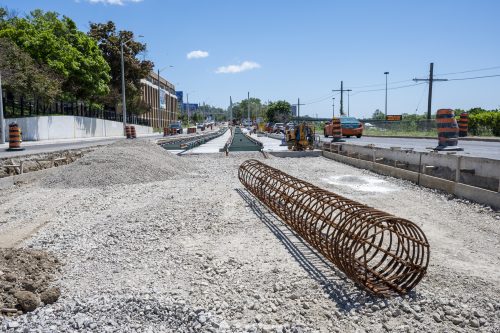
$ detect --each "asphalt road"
[319,135,500,160]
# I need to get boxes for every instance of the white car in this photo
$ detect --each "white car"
[273,123,285,133]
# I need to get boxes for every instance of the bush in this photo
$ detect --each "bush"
[467,110,500,136]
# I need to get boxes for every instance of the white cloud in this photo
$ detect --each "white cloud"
[86,0,143,5]
[215,61,261,74]
[187,50,209,59]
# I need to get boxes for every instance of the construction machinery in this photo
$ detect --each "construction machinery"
[285,122,315,151]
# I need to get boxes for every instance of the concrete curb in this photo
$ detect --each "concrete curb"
[322,150,500,210]
[363,135,500,142]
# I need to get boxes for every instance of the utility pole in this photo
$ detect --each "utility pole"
[347,91,350,117]
[186,93,190,127]
[296,98,304,121]
[229,96,233,123]
[247,92,250,124]
[332,81,351,116]
[413,63,448,120]
[384,72,389,118]
[0,72,5,144]
[332,97,335,118]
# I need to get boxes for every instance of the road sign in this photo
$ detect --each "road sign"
[386,115,402,121]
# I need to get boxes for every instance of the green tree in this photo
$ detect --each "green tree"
[88,21,154,114]
[0,38,62,101]
[371,109,385,120]
[231,97,262,120]
[266,100,291,123]
[0,9,110,100]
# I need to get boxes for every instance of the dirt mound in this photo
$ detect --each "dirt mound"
[41,140,192,188]
[0,249,60,316]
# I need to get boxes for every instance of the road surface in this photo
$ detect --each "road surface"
[319,135,500,160]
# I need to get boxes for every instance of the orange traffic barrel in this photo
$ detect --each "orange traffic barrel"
[458,112,468,137]
[125,125,132,139]
[331,118,343,142]
[130,126,137,139]
[7,123,24,151]
[435,109,463,151]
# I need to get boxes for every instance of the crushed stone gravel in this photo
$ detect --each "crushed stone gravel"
[0,140,499,332]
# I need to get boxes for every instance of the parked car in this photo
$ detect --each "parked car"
[273,123,285,133]
[169,121,184,134]
[265,122,274,133]
[196,123,205,129]
[324,116,363,138]
[340,117,363,138]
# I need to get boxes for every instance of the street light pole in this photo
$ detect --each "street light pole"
[157,65,174,130]
[384,71,389,118]
[332,97,335,119]
[186,93,190,127]
[120,35,143,135]
[0,72,5,144]
[120,41,127,134]
[157,69,161,129]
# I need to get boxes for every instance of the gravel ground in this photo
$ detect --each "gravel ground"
[0,140,499,332]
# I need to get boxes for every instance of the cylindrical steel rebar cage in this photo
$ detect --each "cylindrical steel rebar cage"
[238,159,430,296]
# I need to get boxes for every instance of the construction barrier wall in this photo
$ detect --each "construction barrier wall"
[2,116,153,142]
[321,143,500,210]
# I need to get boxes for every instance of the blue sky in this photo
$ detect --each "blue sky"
[2,0,500,118]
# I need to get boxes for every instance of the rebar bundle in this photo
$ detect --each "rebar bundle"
[238,159,430,296]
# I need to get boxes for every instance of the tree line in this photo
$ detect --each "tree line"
[0,7,153,115]
[230,98,292,123]
[369,107,499,136]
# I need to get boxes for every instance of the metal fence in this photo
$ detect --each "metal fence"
[2,95,151,127]
[360,119,437,135]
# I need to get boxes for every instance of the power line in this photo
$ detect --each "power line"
[350,82,426,95]
[303,92,335,104]
[347,79,413,89]
[447,73,500,81]
[302,92,340,105]
[435,65,500,76]
[332,81,351,115]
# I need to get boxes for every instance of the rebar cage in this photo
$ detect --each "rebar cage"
[238,159,430,296]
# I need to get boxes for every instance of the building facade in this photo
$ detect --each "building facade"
[140,72,178,128]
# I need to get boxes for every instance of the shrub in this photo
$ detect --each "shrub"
[467,110,500,136]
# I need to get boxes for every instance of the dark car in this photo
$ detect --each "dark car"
[169,122,184,134]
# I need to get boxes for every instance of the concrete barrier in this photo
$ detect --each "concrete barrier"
[2,116,153,142]
[322,146,500,210]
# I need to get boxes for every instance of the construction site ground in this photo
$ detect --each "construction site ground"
[0,139,499,332]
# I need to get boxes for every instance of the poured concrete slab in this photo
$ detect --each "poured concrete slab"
[183,129,232,154]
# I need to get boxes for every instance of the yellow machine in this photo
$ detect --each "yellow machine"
[285,123,315,151]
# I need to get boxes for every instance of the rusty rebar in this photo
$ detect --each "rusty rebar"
[238,159,430,296]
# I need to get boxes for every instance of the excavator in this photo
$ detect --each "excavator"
[285,122,315,151]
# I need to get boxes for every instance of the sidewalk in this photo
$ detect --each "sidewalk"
[0,133,162,159]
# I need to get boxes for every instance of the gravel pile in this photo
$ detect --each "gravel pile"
[0,145,498,332]
[42,140,193,188]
